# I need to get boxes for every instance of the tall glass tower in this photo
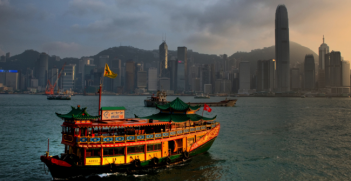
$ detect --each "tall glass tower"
[275,5,290,92]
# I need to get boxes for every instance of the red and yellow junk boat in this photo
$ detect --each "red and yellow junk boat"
[41,97,220,179]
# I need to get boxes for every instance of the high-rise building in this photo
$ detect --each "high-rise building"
[137,71,147,88]
[4,71,18,90]
[35,53,48,87]
[214,79,222,93]
[99,55,109,68]
[275,5,290,92]
[79,57,91,73]
[239,61,250,93]
[169,59,178,91]
[256,59,276,92]
[318,36,329,89]
[6,52,10,60]
[0,55,5,62]
[177,60,185,92]
[342,61,350,87]
[177,47,187,89]
[204,84,212,94]
[325,51,342,87]
[221,79,232,94]
[290,68,300,90]
[159,77,170,91]
[62,64,76,91]
[192,78,200,92]
[110,58,121,92]
[148,67,158,92]
[159,41,168,77]
[125,60,136,93]
[200,65,211,91]
[304,55,315,90]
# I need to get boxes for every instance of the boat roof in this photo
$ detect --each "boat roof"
[135,113,216,123]
[156,97,201,111]
[56,106,99,120]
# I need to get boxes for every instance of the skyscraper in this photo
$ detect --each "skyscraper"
[290,68,300,90]
[159,41,168,77]
[275,5,290,92]
[35,53,48,88]
[148,67,158,92]
[325,51,342,87]
[239,61,250,93]
[304,55,315,90]
[318,36,329,89]
[177,60,185,92]
[125,60,136,93]
[256,59,276,92]
[177,47,187,89]
[62,64,76,91]
[169,59,178,91]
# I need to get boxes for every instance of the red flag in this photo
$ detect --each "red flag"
[203,104,212,112]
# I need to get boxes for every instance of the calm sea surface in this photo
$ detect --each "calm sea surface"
[1,95,351,180]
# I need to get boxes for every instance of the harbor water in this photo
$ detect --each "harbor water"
[1,95,351,180]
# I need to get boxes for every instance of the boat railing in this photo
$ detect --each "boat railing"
[76,122,219,144]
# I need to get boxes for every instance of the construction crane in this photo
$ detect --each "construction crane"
[45,63,66,95]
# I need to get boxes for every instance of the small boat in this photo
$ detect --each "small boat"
[194,93,210,99]
[47,94,71,100]
[188,98,237,107]
[144,91,169,107]
[301,95,305,98]
[40,98,220,179]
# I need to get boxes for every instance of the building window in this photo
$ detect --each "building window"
[127,145,144,154]
[103,148,114,156]
[75,128,79,135]
[147,144,162,152]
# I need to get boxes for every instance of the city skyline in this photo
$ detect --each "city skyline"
[0,0,351,61]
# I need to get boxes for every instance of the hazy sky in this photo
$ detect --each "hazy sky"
[0,0,350,60]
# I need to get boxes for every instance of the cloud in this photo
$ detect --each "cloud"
[42,42,80,56]
[0,48,5,56]
[66,0,108,15]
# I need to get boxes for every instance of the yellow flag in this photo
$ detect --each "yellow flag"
[103,63,118,79]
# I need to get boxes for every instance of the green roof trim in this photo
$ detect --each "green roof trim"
[135,113,216,123]
[101,106,126,110]
[56,106,100,120]
[156,97,201,111]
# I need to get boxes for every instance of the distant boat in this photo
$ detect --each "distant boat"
[301,95,305,98]
[47,94,71,100]
[194,93,210,99]
[144,91,169,107]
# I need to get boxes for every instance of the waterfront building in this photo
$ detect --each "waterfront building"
[200,65,211,91]
[61,64,76,91]
[6,52,10,60]
[290,68,300,91]
[0,55,5,62]
[177,60,185,92]
[125,60,136,93]
[3,71,19,90]
[192,78,200,92]
[148,67,158,92]
[35,53,48,87]
[221,79,232,94]
[137,71,147,89]
[214,79,222,93]
[304,55,315,90]
[159,41,168,77]
[239,61,250,93]
[169,58,178,91]
[204,84,212,94]
[79,57,91,74]
[325,51,342,87]
[275,5,290,92]
[342,61,350,87]
[256,59,276,92]
[177,47,187,89]
[110,58,121,92]
[159,77,170,91]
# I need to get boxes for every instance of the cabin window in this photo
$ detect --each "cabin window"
[114,147,124,155]
[75,128,79,135]
[86,149,100,157]
[103,148,114,156]
[62,126,65,133]
[87,128,92,136]
[127,145,144,154]
[147,144,162,152]
[80,128,86,136]
[94,127,99,136]
[65,127,69,133]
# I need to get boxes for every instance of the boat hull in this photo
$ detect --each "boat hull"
[188,99,237,107]
[42,137,217,179]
